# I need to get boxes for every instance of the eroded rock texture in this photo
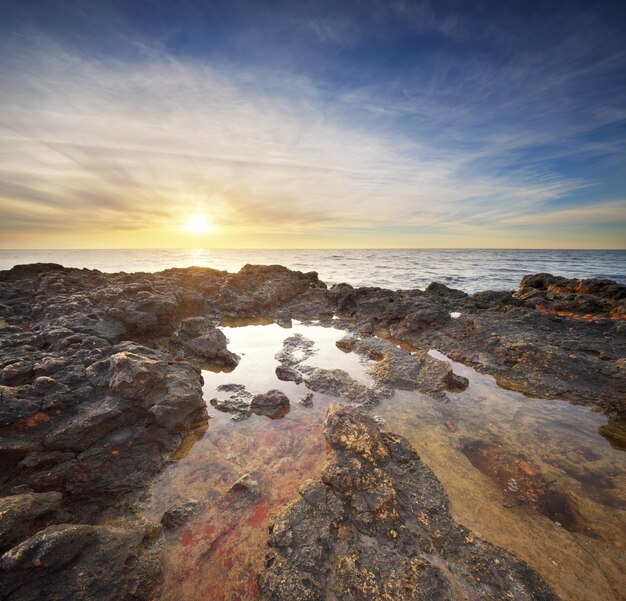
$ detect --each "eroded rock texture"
[329,274,625,418]
[259,405,558,601]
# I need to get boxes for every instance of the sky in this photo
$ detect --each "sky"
[0,0,625,249]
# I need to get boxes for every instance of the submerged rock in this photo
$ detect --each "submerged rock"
[259,406,558,601]
[462,436,585,532]
[161,499,204,531]
[275,333,316,366]
[298,392,314,407]
[275,364,303,384]
[229,472,262,498]
[210,384,252,420]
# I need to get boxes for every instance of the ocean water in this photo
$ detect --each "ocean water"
[0,248,624,294]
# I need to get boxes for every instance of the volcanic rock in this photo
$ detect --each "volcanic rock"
[250,390,291,419]
[259,406,558,601]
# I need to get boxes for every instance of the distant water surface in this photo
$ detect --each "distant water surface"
[0,249,624,294]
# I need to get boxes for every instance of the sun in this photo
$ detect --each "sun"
[185,213,214,234]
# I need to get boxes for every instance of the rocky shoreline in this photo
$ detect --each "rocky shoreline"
[0,262,624,600]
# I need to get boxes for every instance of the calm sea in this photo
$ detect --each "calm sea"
[0,249,624,294]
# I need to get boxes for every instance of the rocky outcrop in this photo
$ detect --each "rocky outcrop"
[259,406,558,601]
[0,492,62,553]
[0,519,161,601]
[171,316,239,366]
[0,262,623,600]
[329,274,625,418]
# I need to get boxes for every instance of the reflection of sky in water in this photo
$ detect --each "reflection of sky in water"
[144,324,625,601]
[202,321,372,404]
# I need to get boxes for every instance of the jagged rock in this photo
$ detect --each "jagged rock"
[300,366,385,406]
[259,406,558,601]
[298,392,314,407]
[442,370,469,392]
[173,317,239,366]
[210,384,253,420]
[275,333,316,367]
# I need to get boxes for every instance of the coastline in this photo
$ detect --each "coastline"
[0,262,624,600]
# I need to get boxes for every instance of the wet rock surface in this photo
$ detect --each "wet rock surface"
[461,436,586,532]
[329,274,625,418]
[259,405,558,601]
[250,390,291,419]
[0,261,623,599]
[0,519,161,601]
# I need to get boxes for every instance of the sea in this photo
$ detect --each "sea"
[0,249,624,294]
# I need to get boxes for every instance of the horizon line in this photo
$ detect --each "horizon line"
[1,247,625,252]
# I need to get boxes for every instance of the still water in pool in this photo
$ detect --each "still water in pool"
[142,321,625,601]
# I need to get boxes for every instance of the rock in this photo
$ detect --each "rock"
[86,344,166,400]
[301,367,384,406]
[161,499,204,530]
[173,317,239,366]
[43,396,126,452]
[275,333,317,367]
[0,361,33,386]
[462,436,585,531]
[442,370,469,392]
[0,520,160,601]
[250,390,290,419]
[259,406,558,601]
[275,365,303,384]
[598,418,626,451]
[229,472,261,498]
[210,384,253,420]
[0,492,62,553]
[298,392,314,407]
[218,264,326,313]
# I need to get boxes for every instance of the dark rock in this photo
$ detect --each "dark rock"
[218,264,326,313]
[210,384,252,420]
[0,361,33,386]
[442,370,469,392]
[86,344,166,400]
[0,492,62,553]
[250,390,290,419]
[275,365,303,384]
[0,520,160,601]
[259,406,558,601]
[173,317,239,366]
[161,499,204,530]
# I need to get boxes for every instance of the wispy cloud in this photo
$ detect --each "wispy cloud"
[0,38,599,240]
[0,0,624,248]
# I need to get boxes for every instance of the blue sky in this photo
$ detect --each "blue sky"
[0,0,625,248]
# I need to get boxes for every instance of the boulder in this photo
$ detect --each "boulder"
[250,390,291,419]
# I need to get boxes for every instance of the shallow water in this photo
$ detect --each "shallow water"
[2,248,625,293]
[143,321,626,601]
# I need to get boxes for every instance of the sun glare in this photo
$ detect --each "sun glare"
[185,213,214,234]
